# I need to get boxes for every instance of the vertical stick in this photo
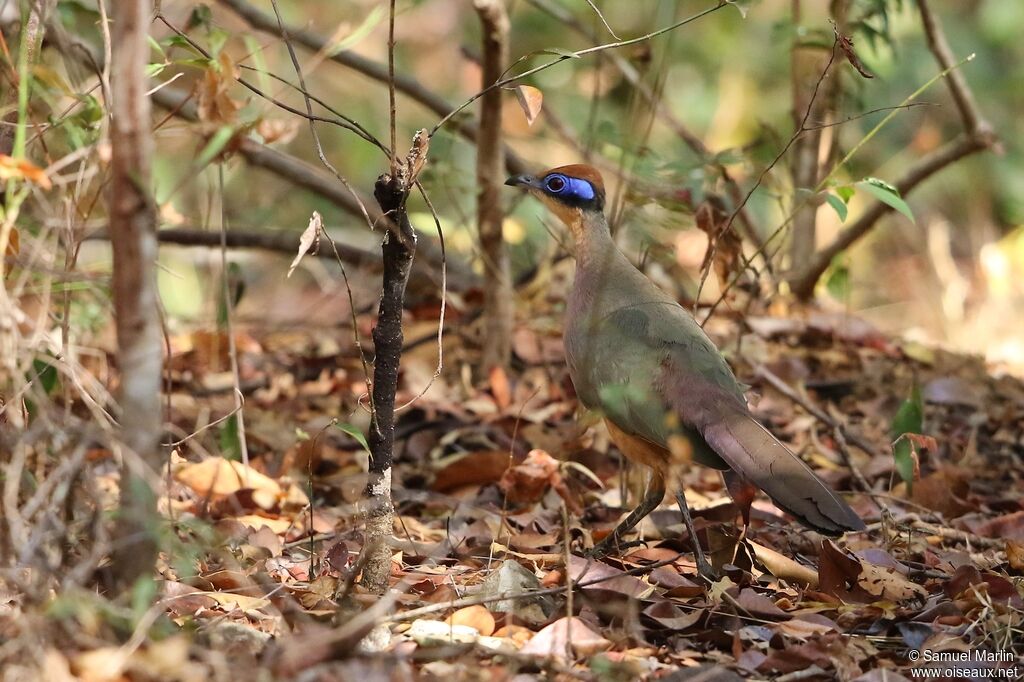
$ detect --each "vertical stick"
[360,176,416,594]
[108,0,163,589]
[474,0,512,374]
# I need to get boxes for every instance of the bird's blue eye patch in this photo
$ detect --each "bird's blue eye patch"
[543,173,595,202]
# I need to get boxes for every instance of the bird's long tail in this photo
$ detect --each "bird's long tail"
[700,405,865,535]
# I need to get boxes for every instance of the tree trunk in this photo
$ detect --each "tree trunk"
[108,0,163,590]
[474,0,512,375]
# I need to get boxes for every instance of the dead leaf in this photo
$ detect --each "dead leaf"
[641,600,702,630]
[175,457,280,498]
[519,616,610,659]
[1007,540,1024,571]
[288,212,322,278]
[836,29,874,79]
[513,85,543,126]
[446,604,495,636]
[0,154,52,190]
[750,540,819,587]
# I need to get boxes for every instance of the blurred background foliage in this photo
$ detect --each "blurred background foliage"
[31,0,1024,372]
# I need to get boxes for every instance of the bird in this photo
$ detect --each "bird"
[505,164,865,576]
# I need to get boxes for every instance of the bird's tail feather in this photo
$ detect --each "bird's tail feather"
[700,406,865,535]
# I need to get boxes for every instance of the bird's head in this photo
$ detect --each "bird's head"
[505,164,605,234]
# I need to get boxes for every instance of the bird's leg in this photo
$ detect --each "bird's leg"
[675,491,715,579]
[589,471,665,559]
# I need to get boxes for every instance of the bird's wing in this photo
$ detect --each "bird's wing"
[645,306,865,534]
[569,302,730,469]
[577,301,864,535]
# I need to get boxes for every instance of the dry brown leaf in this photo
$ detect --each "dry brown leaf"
[288,212,322,278]
[233,514,293,534]
[1006,540,1024,570]
[857,561,927,602]
[513,85,543,126]
[519,616,610,659]
[750,540,819,587]
[176,457,280,498]
[0,154,52,190]
[203,590,271,611]
[446,604,496,636]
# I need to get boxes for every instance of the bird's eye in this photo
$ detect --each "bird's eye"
[545,175,566,193]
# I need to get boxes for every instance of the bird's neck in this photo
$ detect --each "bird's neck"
[570,210,619,270]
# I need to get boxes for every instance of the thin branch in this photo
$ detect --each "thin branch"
[430,1,727,137]
[217,165,250,474]
[216,0,530,175]
[787,1,1000,298]
[917,0,990,136]
[695,37,838,316]
[525,0,767,258]
[387,0,398,178]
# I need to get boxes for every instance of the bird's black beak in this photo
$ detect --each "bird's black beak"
[505,174,537,189]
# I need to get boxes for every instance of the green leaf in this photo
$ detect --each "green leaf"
[824,261,849,300]
[31,357,59,395]
[208,28,230,59]
[131,575,158,622]
[890,385,923,492]
[147,35,166,60]
[145,62,167,78]
[195,125,236,169]
[219,413,241,461]
[825,193,848,222]
[186,4,213,32]
[162,34,204,57]
[335,423,370,454]
[858,177,914,223]
[835,185,855,203]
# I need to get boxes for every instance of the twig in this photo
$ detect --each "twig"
[430,2,727,137]
[218,166,249,474]
[754,365,879,500]
[216,0,530,175]
[387,0,397,177]
[695,36,838,316]
[787,1,1000,298]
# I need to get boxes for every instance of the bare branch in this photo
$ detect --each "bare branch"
[216,0,529,176]
[474,0,512,373]
[787,1,1001,298]
[148,87,473,288]
[788,133,990,298]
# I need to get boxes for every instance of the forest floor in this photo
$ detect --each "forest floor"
[3,296,1023,681]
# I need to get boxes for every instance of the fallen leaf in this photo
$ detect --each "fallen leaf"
[446,604,495,636]
[176,457,280,498]
[519,617,610,659]
[750,540,819,587]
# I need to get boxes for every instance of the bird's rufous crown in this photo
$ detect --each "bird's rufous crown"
[541,164,605,195]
